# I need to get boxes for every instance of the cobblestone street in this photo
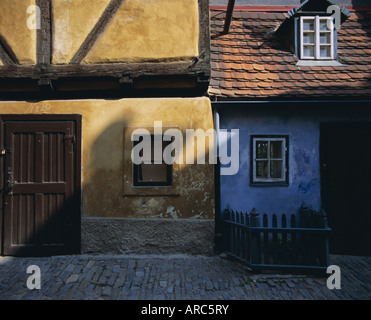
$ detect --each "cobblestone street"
[0,254,370,300]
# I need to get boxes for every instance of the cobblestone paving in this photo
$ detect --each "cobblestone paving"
[0,254,370,300]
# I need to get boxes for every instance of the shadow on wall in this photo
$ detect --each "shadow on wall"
[82,120,130,219]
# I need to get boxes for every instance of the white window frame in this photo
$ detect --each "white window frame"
[252,136,288,184]
[300,16,334,60]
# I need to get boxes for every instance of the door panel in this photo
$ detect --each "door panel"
[321,123,371,256]
[1,118,80,256]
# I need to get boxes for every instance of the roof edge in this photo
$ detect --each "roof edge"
[209,5,371,12]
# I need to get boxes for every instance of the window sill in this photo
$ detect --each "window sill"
[123,182,181,196]
[250,182,289,188]
[297,60,345,67]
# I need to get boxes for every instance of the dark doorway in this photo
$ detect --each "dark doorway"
[320,122,371,256]
[0,115,81,257]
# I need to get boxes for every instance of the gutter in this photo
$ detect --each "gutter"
[211,99,371,105]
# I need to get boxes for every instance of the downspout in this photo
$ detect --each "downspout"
[223,0,235,34]
[213,108,222,253]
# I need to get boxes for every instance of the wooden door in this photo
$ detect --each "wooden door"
[1,116,81,256]
[321,123,371,256]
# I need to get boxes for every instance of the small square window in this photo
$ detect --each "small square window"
[251,135,289,186]
[300,16,334,60]
[133,135,172,187]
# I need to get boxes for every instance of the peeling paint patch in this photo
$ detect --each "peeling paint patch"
[165,206,180,219]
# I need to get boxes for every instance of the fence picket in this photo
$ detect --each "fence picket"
[272,214,278,265]
[249,208,260,264]
[281,214,288,265]
[263,214,270,264]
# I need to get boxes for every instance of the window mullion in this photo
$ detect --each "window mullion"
[315,16,320,59]
[284,139,287,178]
[329,17,334,59]
[300,16,304,59]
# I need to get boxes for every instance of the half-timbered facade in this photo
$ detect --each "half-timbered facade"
[0,0,215,256]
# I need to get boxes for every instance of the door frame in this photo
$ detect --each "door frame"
[0,114,82,256]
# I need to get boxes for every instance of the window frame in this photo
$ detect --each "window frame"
[123,126,181,196]
[250,135,289,187]
[132,136,173,187]
[300,15,334,60]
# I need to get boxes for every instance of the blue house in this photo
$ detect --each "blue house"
[209,0,371,256]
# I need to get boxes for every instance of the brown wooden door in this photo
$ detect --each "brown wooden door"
[321,123,371,256]
[1,116,81,256]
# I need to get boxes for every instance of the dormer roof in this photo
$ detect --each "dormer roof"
[276,0,351,36]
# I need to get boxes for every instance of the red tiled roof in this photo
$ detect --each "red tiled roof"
[209,7,371,100]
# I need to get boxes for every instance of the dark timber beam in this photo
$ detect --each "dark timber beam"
[0,39,16,66]
[69,0,126,64]
[36,0,51,65]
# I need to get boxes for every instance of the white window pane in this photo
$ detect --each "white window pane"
[303,45,315,57]
[270,141,283,159]
[319,20,329,31]
[320,32,331,44]
[256,161,268,178]
[270,160,283,179]
[303,19,314,31]
[320,18,333,31]
[303,32,315,44]
[256,141,268,159]
[320,46,331,58]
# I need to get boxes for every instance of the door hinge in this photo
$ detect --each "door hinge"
[63,135,76,151]
[64,135,76,143]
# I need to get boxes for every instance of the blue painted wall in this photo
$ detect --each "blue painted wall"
[217,103,371,218]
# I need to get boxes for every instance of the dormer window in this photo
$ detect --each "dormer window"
[274,0,351,66]
[300,16,334,60]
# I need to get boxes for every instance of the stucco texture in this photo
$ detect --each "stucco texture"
[0,0,37,65]
[51,0,199,64]
[218,105,371,219]
[0,97,215,220]
[83,0,199,64]
[52,0,111,64]
[219,107,321,218]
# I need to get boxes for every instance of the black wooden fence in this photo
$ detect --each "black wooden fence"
[222,203,331,275]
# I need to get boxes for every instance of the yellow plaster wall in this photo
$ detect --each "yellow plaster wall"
[78,0,199,64]
[52,0,111,64]
[0,0,200,65]
[0,97,214,220]
[0,0,37,65]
